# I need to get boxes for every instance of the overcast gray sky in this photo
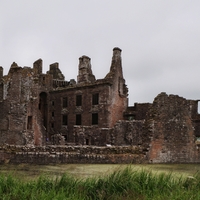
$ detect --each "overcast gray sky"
[1,1,200,105]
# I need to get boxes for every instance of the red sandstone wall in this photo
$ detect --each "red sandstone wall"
[49,83,112,143]
[0,62,53,145]
[147,93,199,163]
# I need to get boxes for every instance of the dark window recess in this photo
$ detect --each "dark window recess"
[63,97,68,107]
[27,116,32,130]
[52,101,54,106]
[86,138,89,145]
[92,113,98,125]
[52,112,54,117]
[51,123,54,128]
[63,135,67,141]
[76,95,82,106]
[62,115,68,125]
[92,93,99,105]
[76,114,82,125]
[42,77,45,85]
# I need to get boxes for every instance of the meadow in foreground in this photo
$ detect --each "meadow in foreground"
[0,167,200,200]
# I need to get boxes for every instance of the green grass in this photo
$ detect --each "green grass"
[1,163,200,180]
[0,167,200,199]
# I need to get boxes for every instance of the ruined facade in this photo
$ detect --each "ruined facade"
[0,48,128,146]
[1,47,200,163]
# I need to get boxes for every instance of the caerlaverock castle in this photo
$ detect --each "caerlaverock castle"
[1,47,200,164]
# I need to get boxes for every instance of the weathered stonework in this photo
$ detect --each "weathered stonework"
[145,93,200,163]
[0,145,147,164]
[0,48,200,163]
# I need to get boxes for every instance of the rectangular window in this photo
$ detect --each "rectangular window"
[52,101,54,106]
[76,95,82,106]
[76,114,82,125]
[63,97,68,108]
[52,112,54,117]
[42,77,45,85]
[92,93,99,105]
[62,115,68,125]
[27,116,32,130]
[86,138,89,145]
[63,135,67,141]
[92,113,98,125]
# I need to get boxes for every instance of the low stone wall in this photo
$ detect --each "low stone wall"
[0,145,148,164]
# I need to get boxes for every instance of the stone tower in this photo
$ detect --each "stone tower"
[77,56,96,83]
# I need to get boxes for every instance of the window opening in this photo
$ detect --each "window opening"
[76,114,82,125]
[52,101,54,106]
[42,76,45,85]
[76,95,82,106]
[62,115,68,125]
[52,112,54,117]
[92,113,98,125]
[63,97,68,108]
[27,116,32,130]
[86,138,89,145]
[51,123,54,128]
[92,93,99,105]
[64,135,67,141]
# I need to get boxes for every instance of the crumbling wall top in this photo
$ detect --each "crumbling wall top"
[48,62,65,80]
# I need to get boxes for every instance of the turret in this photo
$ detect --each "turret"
[33,59,43,75]
[105,47,128,97]
[105,47,123,79]
[77,55,96,84]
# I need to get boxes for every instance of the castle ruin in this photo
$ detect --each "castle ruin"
[1,47,200,163]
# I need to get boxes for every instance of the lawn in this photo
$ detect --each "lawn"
[0,164,200,199]
[0,163,199,180]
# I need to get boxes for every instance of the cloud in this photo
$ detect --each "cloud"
[1,0,200,104]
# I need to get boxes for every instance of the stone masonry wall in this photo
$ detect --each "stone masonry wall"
[49,82,113,143]
[73,126,109,146]
[146,93,200,163]
[112,120,145,146]
[0,61,55,146]
[0,145,147,164]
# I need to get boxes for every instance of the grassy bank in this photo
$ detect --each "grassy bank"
[1,163,200,180]
[0,167,200,200]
